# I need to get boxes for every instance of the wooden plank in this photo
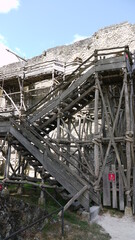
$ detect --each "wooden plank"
[103,166,111,206]
[0,121,10,127]
[95,62,126,72]
[119,165,124,211]
[0,121,10,134]
[95,56,125,66]
[112,164,117,208]
[133,167,135,214]
[0,126,10,134]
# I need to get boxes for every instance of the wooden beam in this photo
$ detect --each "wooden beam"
[112,164,117,209]
[119,165,124,211]
[103,166,111,206]
[58,185,88,216]
[3,179,57,189]
[95,62,126,72]
[133,167,135,214]
[94,73,99,178]
[4,143,11,179]
[124,69,132,207]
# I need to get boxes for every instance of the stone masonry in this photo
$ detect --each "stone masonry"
[0,21,135,71]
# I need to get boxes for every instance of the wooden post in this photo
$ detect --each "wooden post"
[4,143,11,179]
[124,69,132,207]
[38,178,46,206]
[130,79,134,133]
[18,77,26,111]
[0,88,6,111]
[66,118,71,166]
[57,108,61,140]
[18,153,21,174]
[133,167,135,214]
[78,116,82,175]
[119,165,124,211]
[112,164,117,209]
[94,73,99,178]
[130,78,135,165]
[103,166,111,206]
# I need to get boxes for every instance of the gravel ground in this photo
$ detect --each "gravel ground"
[97,212,135,240]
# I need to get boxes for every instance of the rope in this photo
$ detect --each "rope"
[125,189,132,202]
[92,134,102,146]
[125,131,134,143]
[94,184,101,192]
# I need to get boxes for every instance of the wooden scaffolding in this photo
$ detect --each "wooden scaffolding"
[0,46,135,213]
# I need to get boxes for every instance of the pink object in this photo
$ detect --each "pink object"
[0,184,3,191]
[108,173,115,182]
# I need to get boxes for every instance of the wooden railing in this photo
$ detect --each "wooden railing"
[0,46,132,117]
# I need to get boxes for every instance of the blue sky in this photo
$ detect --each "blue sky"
[0,0,135,62]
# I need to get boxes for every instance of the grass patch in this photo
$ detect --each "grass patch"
[42,210,111,240]
[102,207,124,218]
[64,211,89,230]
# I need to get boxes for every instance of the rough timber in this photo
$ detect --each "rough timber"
[0,40,135,212]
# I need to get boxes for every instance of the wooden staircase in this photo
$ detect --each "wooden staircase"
[6,119,99,210]
[27,54,96,134]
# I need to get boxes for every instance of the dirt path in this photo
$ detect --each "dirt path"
[97,213,135,240]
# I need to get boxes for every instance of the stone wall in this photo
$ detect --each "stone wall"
[0,21,135,72]
[42,21,135,63]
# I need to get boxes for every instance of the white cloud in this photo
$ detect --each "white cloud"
[0,0,20,13]
[0,35,19,67]
[72,34,89,43]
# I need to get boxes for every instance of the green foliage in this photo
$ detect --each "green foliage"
[42,210,111,240]
[64,211,89,230]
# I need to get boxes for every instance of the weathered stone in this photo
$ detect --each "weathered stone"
[38,190,46,206]
[0,196,47,239]
[1,187,9,199]
[90,206,100,223]
[81,210,90,222]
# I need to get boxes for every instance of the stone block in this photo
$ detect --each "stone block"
[90,206,100,223]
